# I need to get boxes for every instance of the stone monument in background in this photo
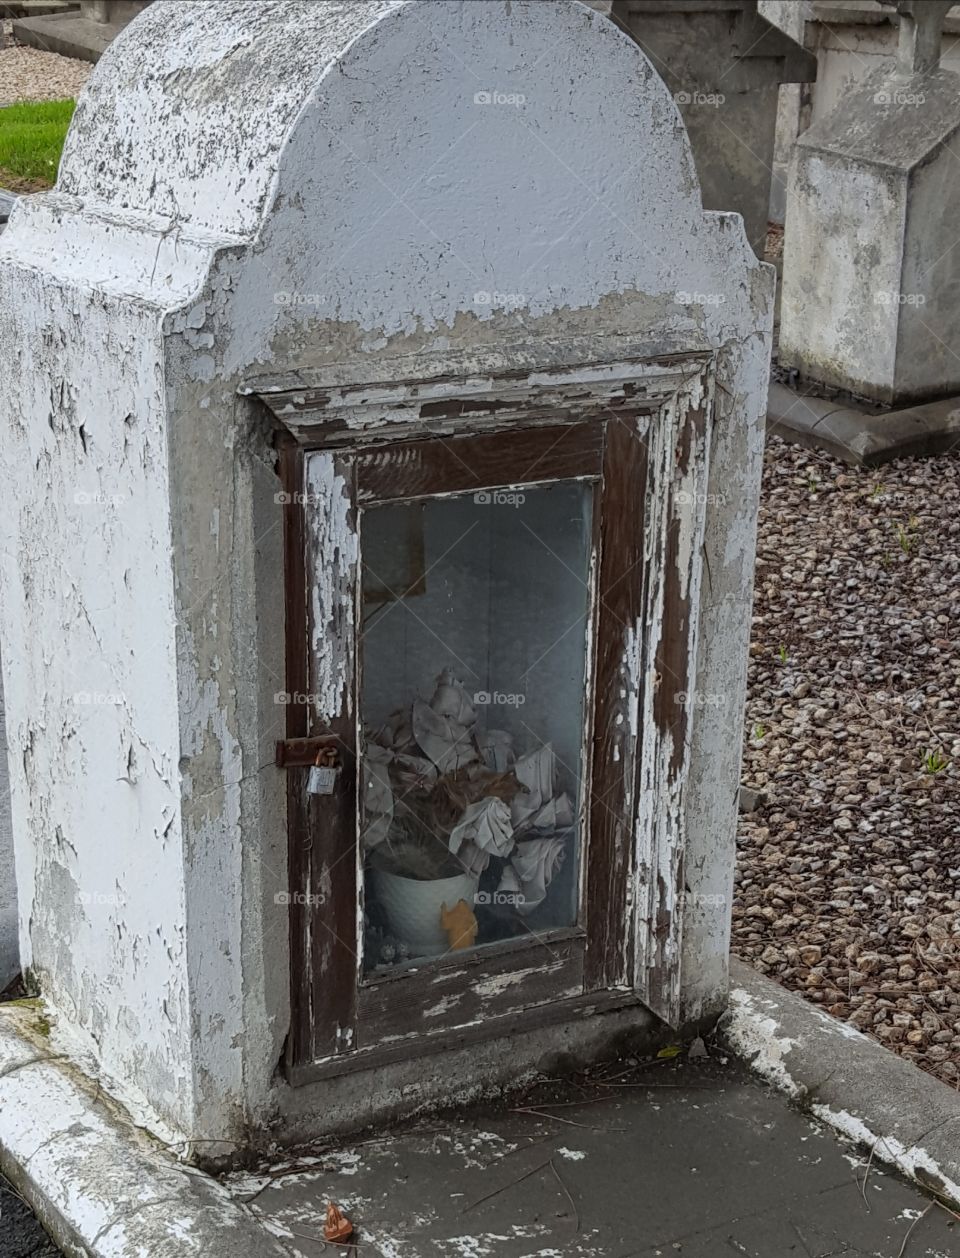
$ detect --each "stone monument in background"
[780,0,960,404]
[611,0,816,257]
[12,0,151,62]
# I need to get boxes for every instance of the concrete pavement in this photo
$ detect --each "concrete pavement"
[223,1053,958,1257]
[3,969,959,1256]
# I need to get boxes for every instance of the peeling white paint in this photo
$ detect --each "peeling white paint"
[725,989,802,1097]
[422,993,464,1018]
[305,453,358,723]
[623,623,642,740]
[0,0,771,1149]
[470,970,532,999]
[809,1105,960,1207]
[324,1149,364,1176]
[727,980,960,1210]
[436,1129,519,1170]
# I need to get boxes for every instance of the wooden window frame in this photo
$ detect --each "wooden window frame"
[259,350,714,1083]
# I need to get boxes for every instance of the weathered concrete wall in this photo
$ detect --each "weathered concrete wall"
[679,79,781,254]
[760,0,811,222]
[0,0,773,1151]
[897,141,960,399]
[80,1,151,23]
[781,150,904,397]
[0,199,210,1133]
[0,665,17,991]
[12,0,152,63]
[612,1,815,253]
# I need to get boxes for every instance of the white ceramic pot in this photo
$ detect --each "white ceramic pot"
[371,866,478,957]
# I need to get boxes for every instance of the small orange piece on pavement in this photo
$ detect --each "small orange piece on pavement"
[325,1201,354,1242]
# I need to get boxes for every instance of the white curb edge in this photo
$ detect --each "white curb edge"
[0,1006,292,1257]
[723,958,960,1208]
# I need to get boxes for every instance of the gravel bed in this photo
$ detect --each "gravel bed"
[734,436,960,1086]
[0,21,91,107]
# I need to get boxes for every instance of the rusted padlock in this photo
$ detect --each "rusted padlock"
[307,745,340,796]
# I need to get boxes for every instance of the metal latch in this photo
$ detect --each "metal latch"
[275,735,340,768]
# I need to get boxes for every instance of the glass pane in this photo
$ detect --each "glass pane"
[359,481,593,974]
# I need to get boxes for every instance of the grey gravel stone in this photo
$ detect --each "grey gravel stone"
[0,18,91,106]
[735,436,960,1086]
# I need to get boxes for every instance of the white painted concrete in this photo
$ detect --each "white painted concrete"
[0,1004,293,1256]
[0,0,773,1152]
[0,666,17,990]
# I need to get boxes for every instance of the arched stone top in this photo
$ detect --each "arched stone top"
[59,0,404,237]
[58,0,704,247]
[34,0,775,362]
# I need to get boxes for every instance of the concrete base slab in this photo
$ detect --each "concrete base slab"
[2,986,959,1256]
[224,1048,958,1256]
[766,380,960,466]
[273,999,662,1147]
[724,958,960,1208]
[10,11,123,61]
[0,1006,293,1257]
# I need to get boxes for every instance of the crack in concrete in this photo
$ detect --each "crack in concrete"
[0,1053,66,1081]
[24,1126,73,1167]
[89,1192,195,1247]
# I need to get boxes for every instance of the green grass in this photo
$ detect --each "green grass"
[0,98,75,189]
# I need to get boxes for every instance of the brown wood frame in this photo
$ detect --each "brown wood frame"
[268,352,714,1079]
